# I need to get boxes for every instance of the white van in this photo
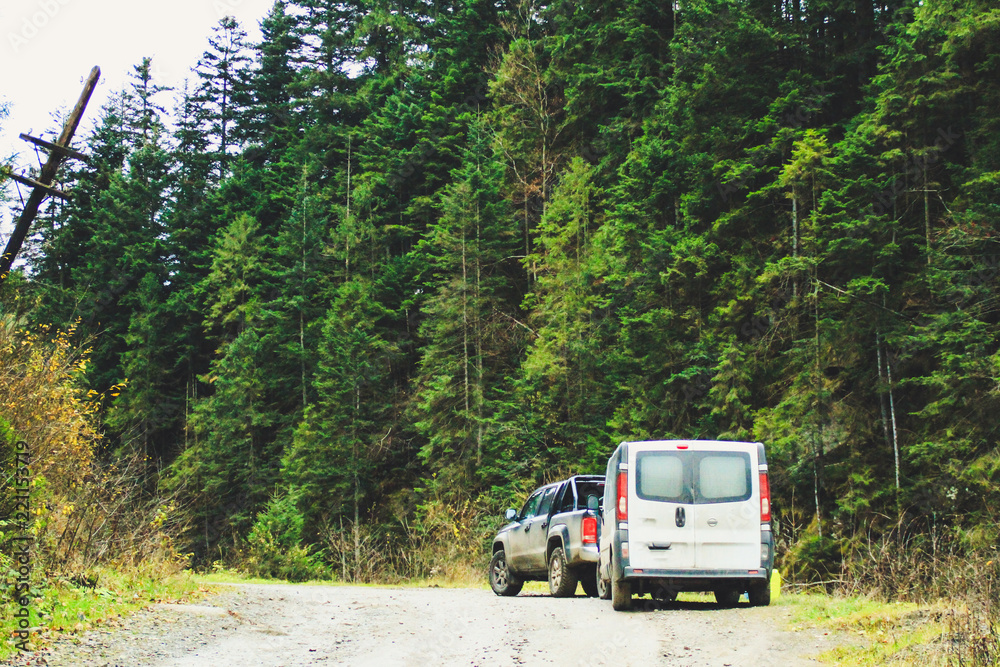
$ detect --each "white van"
[596,440,773,610]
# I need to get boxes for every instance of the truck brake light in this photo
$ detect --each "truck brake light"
[616,471,628,522]
[582,516,597,544]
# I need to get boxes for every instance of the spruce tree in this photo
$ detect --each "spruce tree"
[194,16,253,182]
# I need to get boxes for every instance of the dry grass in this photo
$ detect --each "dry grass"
[832,518,1000,665]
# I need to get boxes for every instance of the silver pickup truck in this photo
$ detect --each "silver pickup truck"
[489,475,605,597]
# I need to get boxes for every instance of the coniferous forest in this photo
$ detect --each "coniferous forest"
[3,0,1000,587]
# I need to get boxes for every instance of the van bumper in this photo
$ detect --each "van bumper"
[623,567,769,581]
[621,567,770,596]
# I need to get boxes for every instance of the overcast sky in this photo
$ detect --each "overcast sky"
[0,0,277,235]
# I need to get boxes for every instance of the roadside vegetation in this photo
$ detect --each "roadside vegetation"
[783,583,997,666]
[0,318,199,658]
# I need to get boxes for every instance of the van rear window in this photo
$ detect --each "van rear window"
[636,453,685,501]
[636,451,751,505]
[699,455,750,501]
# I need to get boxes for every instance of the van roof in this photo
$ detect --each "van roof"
[621,439,762,447]
[618,439,767,465]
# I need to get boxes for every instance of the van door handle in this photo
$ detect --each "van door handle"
[648,542,672,551]
[675,507,686,528]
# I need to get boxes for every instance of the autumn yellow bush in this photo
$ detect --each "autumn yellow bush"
[0,318,99,498]
[0,316,183,573]
[0,316,193,653]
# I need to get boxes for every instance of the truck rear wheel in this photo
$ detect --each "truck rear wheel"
[548,547,578,597]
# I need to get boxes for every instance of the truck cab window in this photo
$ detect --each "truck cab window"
[536,486,558,517]
[519,491,542,520]
[575,482,604,509]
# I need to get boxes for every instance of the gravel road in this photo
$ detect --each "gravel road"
[7,584,839,666]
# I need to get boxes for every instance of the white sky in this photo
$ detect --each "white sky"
[0,0,277,235]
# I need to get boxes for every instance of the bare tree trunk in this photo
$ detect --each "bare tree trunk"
[876,332,893,453]
[886,349,901,493]
[339,516,348,581]
[300,171,309,409]
[924,160,931,265]
[525,198,531,283]
[346,134,352,279]
[813,445,822,540]
[462,225,470,419]
[792,191,799,298]
[813,280,821,539]
[475,199,484,464]
[353,386,361,580]
[300,309,307,408]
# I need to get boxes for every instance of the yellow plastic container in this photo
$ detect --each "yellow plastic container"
[770,569,782,600]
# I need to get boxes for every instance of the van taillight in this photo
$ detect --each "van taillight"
[616,471,628,522]
[582,516,597,544]
[760,472,771,522]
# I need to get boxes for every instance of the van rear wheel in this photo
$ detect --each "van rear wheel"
[611,577,631,610]
[748,580,771,606]
[715,588,741,607]
[610,550,631,610]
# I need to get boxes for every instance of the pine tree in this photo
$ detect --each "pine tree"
[489,16,565,281]
[194,16,253,182]
[281,280,394,549]
[238,0,302,155]
[171,325,280,557]
[410,118,521,484]
[519,157,611,466]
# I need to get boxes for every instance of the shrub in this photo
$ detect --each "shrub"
[240,489,326,582]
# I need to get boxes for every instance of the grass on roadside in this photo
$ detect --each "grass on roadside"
[193,563,488,590]
[782,590,951,665]
[0,566,213,661]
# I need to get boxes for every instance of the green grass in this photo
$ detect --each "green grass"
[0,566,213,661]
[640,587,950,664]
[781,591,949,665]
[193,569,303,586]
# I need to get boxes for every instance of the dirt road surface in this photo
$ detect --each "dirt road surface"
[11,584,840,666]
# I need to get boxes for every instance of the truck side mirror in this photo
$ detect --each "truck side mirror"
[587,495,599,512]
[504,508,517,521]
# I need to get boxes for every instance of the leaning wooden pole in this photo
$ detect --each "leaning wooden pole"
[0,66,100,287]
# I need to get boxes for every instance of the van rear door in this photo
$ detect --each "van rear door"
[627,447,696,571]
[690,449,760,570]
[626,441,761,572]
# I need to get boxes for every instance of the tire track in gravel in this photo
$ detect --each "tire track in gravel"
[5,584,840,666]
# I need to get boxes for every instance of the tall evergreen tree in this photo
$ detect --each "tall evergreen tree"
[410,118,521,484]
[194,16,253,182]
